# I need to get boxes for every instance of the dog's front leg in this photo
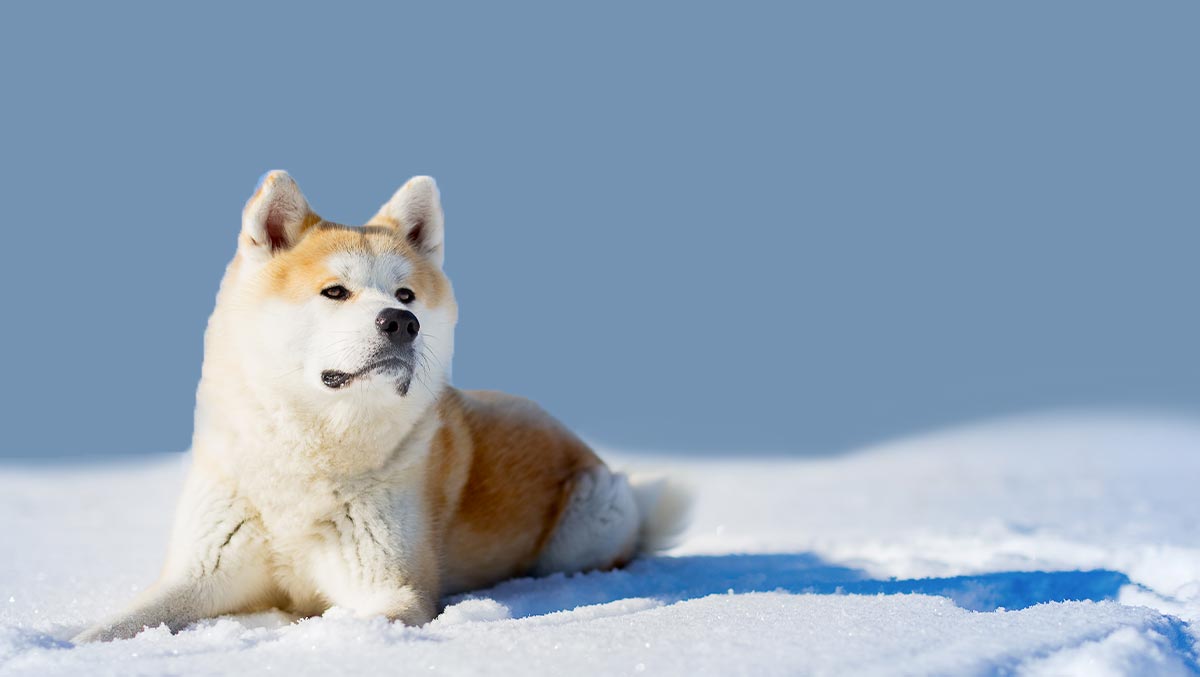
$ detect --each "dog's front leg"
[73,467,276,643]
[312,489,439,626]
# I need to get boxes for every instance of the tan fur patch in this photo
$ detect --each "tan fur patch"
[431,389,601,594]
[365,213,401,229]
[257,222,450,308]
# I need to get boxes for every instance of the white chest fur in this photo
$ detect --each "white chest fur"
[187,394,440,617]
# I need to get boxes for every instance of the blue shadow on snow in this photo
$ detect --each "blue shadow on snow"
[460,553,1133,619]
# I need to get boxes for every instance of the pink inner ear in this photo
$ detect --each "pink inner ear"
[406,219,426,251]
[263,197,292,253]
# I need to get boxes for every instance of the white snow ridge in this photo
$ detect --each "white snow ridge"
[2,414,1200,676]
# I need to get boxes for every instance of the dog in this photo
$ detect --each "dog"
[74,172,689,642]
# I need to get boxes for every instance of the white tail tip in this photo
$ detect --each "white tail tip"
[629,474,694,553]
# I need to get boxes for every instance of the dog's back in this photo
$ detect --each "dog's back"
[429,388,602,592]
[431,388,691,594]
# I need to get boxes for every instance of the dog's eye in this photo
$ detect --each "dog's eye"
[395,288,416,304]
[320,285,351,301]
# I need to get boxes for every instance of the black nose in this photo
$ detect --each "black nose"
[376,308,419,343]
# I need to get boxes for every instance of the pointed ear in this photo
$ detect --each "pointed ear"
[368,176,445,267]
[240,170,320,259]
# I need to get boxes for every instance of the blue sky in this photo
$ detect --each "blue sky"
[0,2,1196,456]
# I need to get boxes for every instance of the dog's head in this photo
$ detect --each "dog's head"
[215,171,457,415]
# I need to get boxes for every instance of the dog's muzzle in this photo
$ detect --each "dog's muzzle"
[320,356,413,394]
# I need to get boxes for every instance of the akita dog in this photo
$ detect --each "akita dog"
[75,172,688,642]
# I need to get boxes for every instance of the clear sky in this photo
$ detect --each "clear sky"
[1,2,1196,457]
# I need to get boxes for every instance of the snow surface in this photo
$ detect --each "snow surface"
[2,414,1200,675]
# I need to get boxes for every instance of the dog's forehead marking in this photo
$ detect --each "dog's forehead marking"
[326,250,412,290]
[259,221,451,308]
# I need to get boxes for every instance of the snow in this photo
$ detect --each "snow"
[2,414,1200,675]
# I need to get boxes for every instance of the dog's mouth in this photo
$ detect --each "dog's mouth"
[321,357,413,394]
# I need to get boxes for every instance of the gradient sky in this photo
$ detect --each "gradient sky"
[0,2,1196,457]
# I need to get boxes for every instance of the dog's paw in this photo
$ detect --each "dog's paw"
[336,586,436,627]
[72,621,147,644]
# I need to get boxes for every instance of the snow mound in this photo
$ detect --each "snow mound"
[2,414,1200,675]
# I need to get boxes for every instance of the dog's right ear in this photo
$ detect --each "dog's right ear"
[367,176,445,268]
[239,170,321,261]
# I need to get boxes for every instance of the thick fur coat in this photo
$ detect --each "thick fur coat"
[75,172,688,642]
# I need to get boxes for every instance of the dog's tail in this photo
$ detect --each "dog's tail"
[628,473,693,554]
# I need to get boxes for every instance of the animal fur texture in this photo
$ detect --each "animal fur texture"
[74,172,690,643]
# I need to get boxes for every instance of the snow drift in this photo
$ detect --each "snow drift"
[2,414,1199,675]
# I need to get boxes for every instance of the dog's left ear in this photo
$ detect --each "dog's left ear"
[368,176,445,268]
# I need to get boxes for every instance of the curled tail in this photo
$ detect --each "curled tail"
[533,467,693,576]
[628,473,693,554]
